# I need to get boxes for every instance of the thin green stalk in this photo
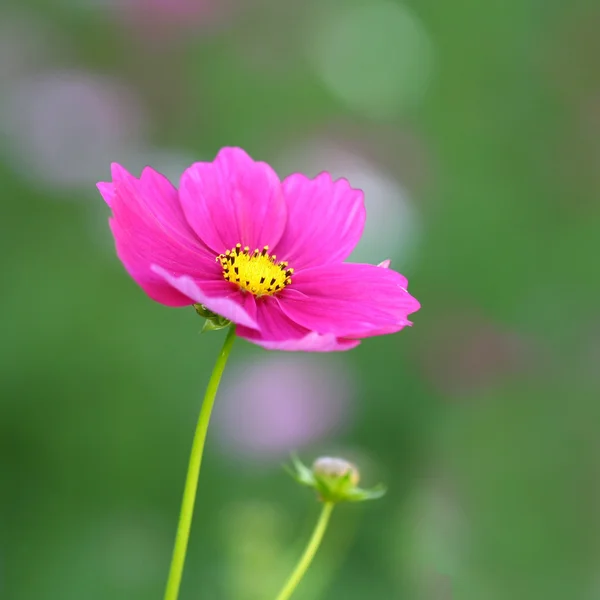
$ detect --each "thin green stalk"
[164,325,237,600]
[274,502,335,600]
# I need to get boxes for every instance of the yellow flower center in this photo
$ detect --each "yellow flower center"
[217,243,294,297]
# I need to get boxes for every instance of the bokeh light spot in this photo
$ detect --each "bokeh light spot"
[308,1,434,118]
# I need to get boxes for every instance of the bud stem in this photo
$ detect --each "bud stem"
[274,502,335,600]
[163,325,237,600]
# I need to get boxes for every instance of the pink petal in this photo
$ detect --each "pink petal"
[110,219,193,306]
[152,265,259,330]
[97,181,115,206]
[138,166,212,256]
[377,258,409,287]
[236,297,360,352]
[179,147,287,254]
[273,172,365,270]
[245,332,360,352]
[101,164,216,306]
[243,332,360,352]
[279,263,420,339]
[118,164,213,259]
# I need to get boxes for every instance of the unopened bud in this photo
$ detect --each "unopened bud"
[287,454,385,504]
[312,457,360,487]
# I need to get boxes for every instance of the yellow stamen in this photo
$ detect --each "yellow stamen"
[217,243,293,297]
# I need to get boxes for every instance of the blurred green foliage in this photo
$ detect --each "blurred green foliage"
[1,0,599,599]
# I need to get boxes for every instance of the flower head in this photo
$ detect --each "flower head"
[97,147,420,352]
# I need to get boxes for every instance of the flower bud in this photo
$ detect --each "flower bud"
[288,454,385,504]
[312,457,360,487]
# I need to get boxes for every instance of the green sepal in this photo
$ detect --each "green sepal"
[343,484,387,502]
[201,318,230,333]
[286,454,316,487]
[193,304,231,333]
[193,304,214,319]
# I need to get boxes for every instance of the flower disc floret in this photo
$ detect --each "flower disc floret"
[217,244,293,296]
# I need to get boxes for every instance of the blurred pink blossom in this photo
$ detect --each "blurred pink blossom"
[130,0,220,19]
[0,70,146,189]
[418,314,535,398]
[113,0,235,38]
[214,355,357,463]
[542,8,600,214]
[0,10,65,90]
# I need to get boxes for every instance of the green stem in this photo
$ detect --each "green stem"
[274,502,335,600]
[163,325,237,600]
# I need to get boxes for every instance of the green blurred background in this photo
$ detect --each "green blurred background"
[2,0,599,598]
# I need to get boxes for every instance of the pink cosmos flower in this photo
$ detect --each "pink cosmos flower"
[97,147,420,352]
